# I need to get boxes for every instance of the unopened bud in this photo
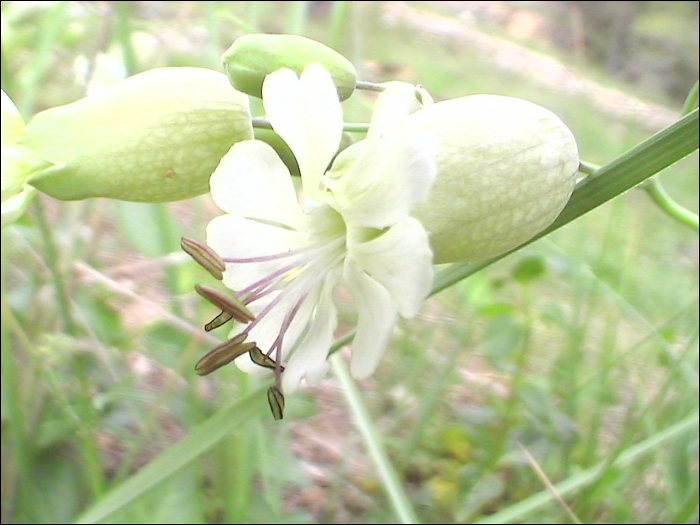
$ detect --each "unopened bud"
[21,67,253,203]
[222,34,357,101]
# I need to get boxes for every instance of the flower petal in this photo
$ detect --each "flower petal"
[207,213,307,292]
[1,89,25,145]
[210,140,303,229]
[348,217,433,318]
[282,278,338,393]
[1,185,36,228]
[263,65,343,199]
[367,81,425,141]
[344,259,399,380]
[325,133,438,229]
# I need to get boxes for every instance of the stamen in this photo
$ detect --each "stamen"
[195,333,252,375]
[250,345,284,371]
[266,293,308,359]
[181,237,226,280]
[244,247,345,369]
[236,258,309,299]
[195,284,255,323]
[208,233,346,402]
[234,237,346,300]
[204,311,234,332]
[224,244,319,264]
[267,386,285,420]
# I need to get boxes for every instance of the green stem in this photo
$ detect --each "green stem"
[76,367,108,498]
[74,387,269,524]
[355,80,387,92]
[114,1,139,75]
[578,160,600,176]
[251,117,370,133]
[285,1,308,35]
[0,297,35,520]
[17,1,70,115]
[634,81,700,232]
[33,199,80,335]
[331,354,420,524]
[328,1,351,51]
[643,178,699,232]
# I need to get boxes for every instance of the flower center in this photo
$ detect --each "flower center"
[222,226,346,370]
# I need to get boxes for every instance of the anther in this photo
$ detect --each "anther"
[204,311,234,332]
[267,386,285,420]
[195,284,255,323]
[250,345,285,371]
[195,333,252,375]
[181,237,226,280]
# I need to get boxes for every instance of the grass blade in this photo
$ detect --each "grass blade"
[474,412,699,524]
[73,385,267,524]
[332,354,420,524]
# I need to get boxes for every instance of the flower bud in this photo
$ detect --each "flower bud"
[406,95,579,263]
[222,34,357,101]
[20,67,253,202]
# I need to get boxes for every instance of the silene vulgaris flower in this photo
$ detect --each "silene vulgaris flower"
[188,64,438,418]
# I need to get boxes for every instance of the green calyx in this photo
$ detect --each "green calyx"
[407,94,579,264]
[222,34,357,101]
[20,67,253,203]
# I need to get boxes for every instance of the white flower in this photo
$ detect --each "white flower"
[206,65,437,393]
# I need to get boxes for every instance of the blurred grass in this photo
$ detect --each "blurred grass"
[1,1,698,524]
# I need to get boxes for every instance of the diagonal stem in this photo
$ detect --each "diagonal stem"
[332,354,420,524]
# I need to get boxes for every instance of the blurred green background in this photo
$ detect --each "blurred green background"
[1,1,698,524]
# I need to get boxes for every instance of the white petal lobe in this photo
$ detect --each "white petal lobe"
[327,133,438,229]
[282,279,338,393]
[207,214,307,291]
[367,82,423,141]
[263,66,343,200]
[210,140,303,229]
[344,259,399,379]
[348,217,433,318]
